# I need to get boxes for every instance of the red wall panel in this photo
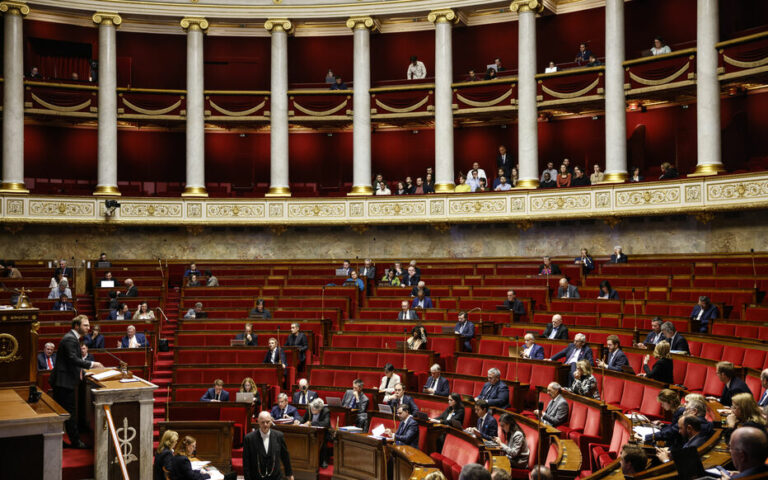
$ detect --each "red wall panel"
[453,22,518,78]
[205,36,271,90]
[116,31,186,89]
[371,30,435,82]
[289,35,352,85]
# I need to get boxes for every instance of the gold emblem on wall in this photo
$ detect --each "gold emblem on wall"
[0,333,21,363]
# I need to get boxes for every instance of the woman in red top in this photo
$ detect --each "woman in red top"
[556,164,571,187]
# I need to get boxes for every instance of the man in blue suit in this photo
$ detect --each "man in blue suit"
[609,246,628,264]
[386,404,419,448]
[454,311,475,352]
[470,400,498,441]
[549,333,593,387]
[597,335,631,373]
[521,333,545,360]
[389,383,419,413]
[201,379,230,402]
[636,317,664,348]
[422,364,450,396]
[411,290,433,309]
[475,368,510,409]
[661,322,690,354]
[264,337,287,367]
[690,296,719,333]
[270,393,300,421]
[119,325,147,348]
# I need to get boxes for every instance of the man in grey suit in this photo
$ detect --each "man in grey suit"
[534,382,569,427]
[557,277,580,299]
[341,378,369,430]
[397,300,418,320]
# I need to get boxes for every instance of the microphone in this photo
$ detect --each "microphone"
[514,336,519,381]
[751,248,757,290]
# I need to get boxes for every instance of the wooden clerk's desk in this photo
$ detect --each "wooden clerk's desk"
[274,423,327,480]
[333,430,440,480]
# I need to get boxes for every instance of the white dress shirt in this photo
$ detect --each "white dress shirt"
[566,346,583,365]
[260,429,270,453]
[407,61,427,80]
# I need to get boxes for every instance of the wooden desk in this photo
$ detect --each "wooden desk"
[556,438,583,478]
[158,421,234,474]
[274,423,326,480]
[333,430,388,480]
[389,444,436,480]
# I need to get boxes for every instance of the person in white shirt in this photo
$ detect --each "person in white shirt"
[495,176,512,191]
[651,37,672,56]
[375,181,391,195]
[545,61,558,73]
[407,55,427,80]
[379,363,401,402]
[470,162,487,182]
[467,170,482,192]
[541,162,558,183]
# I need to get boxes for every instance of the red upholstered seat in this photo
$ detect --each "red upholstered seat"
[639,386,663,419]
[559,400,586,436]
[700,343,724,361]
[721,346,745,366]
[310,370,335,386]
[742,349,766,370]
[570,406,604,460]
[682,363,707,392]
[619,381,643,412]
[433,433,481,479]
[701,367,723,397]
[456,357,483,376]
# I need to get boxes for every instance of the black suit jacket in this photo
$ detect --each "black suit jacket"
[235,332,257,346]
[55,267,74,278]
[496,153,513,176]
[169,455,210,480]
[605,349,630,372]
[503,299,526,316]
[154,448,174,480]
[293,389,318,405]
[37,352,56,370]
[119,285,138,297]
[609,254,628,264]
[423,375,450,396]
[644,357,674,384]
[263,348,287,365]
[436,406,465,426]
[284,332,308,363]
[50,331,92,390]
[542,324,569,340]
[667,333,690,354]
[301,406,331,427]
[720,377,752,407]
[243,428,293,480]
[389,395,419,414]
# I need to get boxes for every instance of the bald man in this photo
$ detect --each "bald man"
[243,411,294,480]
[729,426,768,478]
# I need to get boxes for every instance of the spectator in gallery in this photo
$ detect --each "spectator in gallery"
[374,181,390,195]
[540,172,556,189]
[373,173,385,191]
[485,68,497,80]
[404,176,415,193]
[325,68,335,83]
[70,72,80,81]
[426,167,434,178]
[587,55,603,67]
[610,245,628,264]
[651,36,672,56]
[575,248,594,275]
[471,162,488,182]
[545,61,558,74]
[455,174,471,193]
[424,173,435,193]
[690,295,719,333]
[494,176,512,192]
[394,181,408,195]
[344,270,366,292]
[494,58,505,72]
[630,166,644,182]
[205,270,219,287]
[509,167,519,187]
[591,164,605,184]
[413,177,426,194]
[380,268,401,287]
[598,280,620,300]
[330,76,348,90]
[571,166,591,187]
[29,66,42,79]
[493,169,506,189]
[407,55,427,80]
[558,277,580,299]
[556,164,571,188]
[467,69,478,82]
[249,299,272,319]
[659,162,679,180]
[467,170,482,192]
[575,42,592,66]
[476,178,489,193]
[562,158,573,175]
[183,263,201,278]
[186,274,201,287]
[497,145,513,178]
[541,162,558,182]
[539,256,561,276]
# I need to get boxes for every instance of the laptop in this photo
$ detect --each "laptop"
[486,64,498,71]
[96,261,112,268]
[326,397,342,407]
[378,404,392,414]
[236,392,254,403]
[335,268,348,276]
[99,280,115,288]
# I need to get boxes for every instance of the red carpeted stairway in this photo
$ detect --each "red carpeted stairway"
[151,289,180,445]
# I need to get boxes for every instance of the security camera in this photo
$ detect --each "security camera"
[105,199,121,216]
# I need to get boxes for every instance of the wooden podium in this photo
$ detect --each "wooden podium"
[85,370,158,480]
[274,423,327,480]
[333,430,388,480]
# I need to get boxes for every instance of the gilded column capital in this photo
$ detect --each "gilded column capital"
[180,17,209,32]
[427,8,458,24]
[509,0,544,14]
[92,12,122,27]
[0,1,29,16]
[264,18,293,34]
[346,16,377,31]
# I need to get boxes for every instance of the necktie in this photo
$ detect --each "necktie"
[47,357,53,369]
[760,391,767,406]
[385,377,391,389]
[301,393,306,404]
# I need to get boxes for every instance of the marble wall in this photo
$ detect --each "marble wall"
[4,212,767,261]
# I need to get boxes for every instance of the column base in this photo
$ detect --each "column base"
[688,163,725,177]
[265,186,291,197]
[181,186,209,197]
[93,185,122,196]
[347,185,374,196]
[600,172,628,184]
[0,182,29,194]
[434,183,455,193]
[515,179,539,189]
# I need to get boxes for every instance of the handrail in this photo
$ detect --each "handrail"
[103,404,131,480]
[622,47,697,67]
[716,29,768,49]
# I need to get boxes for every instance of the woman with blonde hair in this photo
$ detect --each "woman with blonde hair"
[641,340,673,384]
[239,377,261,414]
[725,392,767,442]
[569,360,600,399]
[154,430,178,480]
[170,435,210,480]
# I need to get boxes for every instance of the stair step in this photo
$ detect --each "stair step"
[153,378,172,387]
[153,407,165,415]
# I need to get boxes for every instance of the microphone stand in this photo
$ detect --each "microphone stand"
[320,286,325,321]
[403,328,408,371]
[751,248,757,290]
[514,336,519,382]
[631,288,637,330]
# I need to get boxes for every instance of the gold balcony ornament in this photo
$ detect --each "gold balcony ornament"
[0,1,30,16]
[515,178,540,190]
[427,9,458,25]
[434,183,456,193]
[92,12,122,27]
[264,18,293,34]
[509,0,544,14]
[346,16,377,31]
[181,186,209,197]
[689,163,725,177]
[266,186,291,197]
[180,17,209,32]
[348,185,373,196]
[0,182,29,194]
[93,185,122,196]
[602,172,628,184]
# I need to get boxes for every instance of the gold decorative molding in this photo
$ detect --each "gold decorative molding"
[264,18,293,34]
[0,182,28,194]
[603,217,622,229]
[693,212,715,224]
[266,186,291,197]
[689,163,726,177]
[350,225,369,235]
[434,183,455,193]
[180,17,209,32]
[181,186,208,197]
[269,225,287,236]
[602,172,628,184]
[348,185,373,196]
[516,220,534,231]
[509,0,544,14]
[432,223,451,233]
[93,185,121,196]
[427,9,458,24]
[0,1,29,16]
[92,12,122,26]
[346,16,377,31]
[516,178,539,190]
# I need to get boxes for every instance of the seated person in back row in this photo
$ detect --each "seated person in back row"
[108,303,132,320]
[235,323,257,346]
[183,263,201,278]
[249,299,271,319]
[398,300,419,320]
[410,280,430,297]
[201,379,229,402]
[557,277,580,299]
[53,294,74,311]
[542,314,569,340]
[271,393,299,421]
[610,246,628,264]
[183,302,207,319]
[119,325,148,348]
[411,289,433,309]
[344,270,365,292]
[263,337,287,368]
[503,290,526,316]
[538,256,561,276]
[388,383,419,413]
[690,295,718,333]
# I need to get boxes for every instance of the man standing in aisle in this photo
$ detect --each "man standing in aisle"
[244,411,294,480]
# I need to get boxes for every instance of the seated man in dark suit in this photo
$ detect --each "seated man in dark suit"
[538,256,561,276]
[234,323,257,346]
[521,333,545,360]
[660,321,690,354]
[596,335,631,373]
[53,294,74,311]
[200,379,229,402]
[557,277,580,299]
[80,344,94,362]
[635,317,664,349]
[398,300,419,320]
[341,378,369,430]
[270,393,300,421]
[609,246,628,264]
[119,325,147,348]
[285,322,309,371]
[469,400,498,441]
[503,289,526,317]
[248,299,272,319]
[297,398,332,468]
[714,361,752,407]
[475,368,510,409]
[690,296,719,333]
[454,311,475,352]
[423,364,450,396]
[117,278,138,297]
[542,314,569,340]
[401,266,420,288]
[385,404,419,448]
[655,415,713,463]
[54,259,74,279]
[37,342,56,370]
[292,378,318,405]
[263,337,287,367]
[388,383,419,413]
[549,333,593,387]
[410,281,431,298]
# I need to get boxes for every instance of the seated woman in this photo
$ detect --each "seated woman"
[431,393,465,427]
[641,341,674,384]
[248,299,272,319]
[394,181,408,195]
[724,393,767,443]
[379,268,401,287]
[630,166,644,182]
[169,436,210,480]
[239,377,261,416]
[407,324,428,350]
[154,430,178,480]
[454,174,471,192]
[186,274,201,287]
[598,280,619,300]
[641,389,685,445]
[135,302,156,321]
[556,164,571,188]
[424,173,435,194]
[494,413,530,468]
[343,270,365,292]
[569,360,600,400]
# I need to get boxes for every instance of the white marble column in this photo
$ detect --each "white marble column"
[181,17,208,197]
[693,0,724,175]
[429,9,457,193]
[603,0,628,183]
[93,12,122,196]
[347,17,375,195]
[510,1,543,189]
[265,19,292,197]
[0,1,29,193]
